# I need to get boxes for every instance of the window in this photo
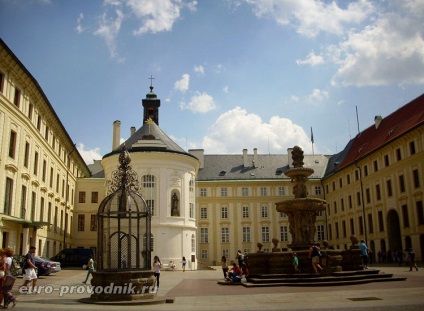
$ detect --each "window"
[45,125,49,141]
[260,187,267,196]
[384,154,390,167]
[334,201,337,214]
[358,216,363,235]
[387,180,393,197]
[221,228,229,243]
[0,71,4,93]
[347,174,351,185]
[78,214,85,231]
[142,174,155,188]
[314,186,322,195]
[342,220,346,237]
[378,211,384,231]
[417,201,424,226]
[221,206,228,219]
[220,188,227,197]
[42,160,47,182]
[261,226,270,242]
[413,169,420,188]
[409,141,416,155]
[146,199,155,216]
[4,178,14,215]
[13,88,21,107]
[261,206,268,218]
[364,165,368,177]
[368,213,374,233]
[31,191,36,221]
[90,215,97,231]
[348,195,352,209]
[280,226,288,241]
[376,184,381,201]
[28,103,33,120]
[23,142,30,168]
[40,197,45,221]
[201,249,208,259]
[356,192,361,206]
[373,160,378,172]
[33,152,39,175]
[355,170,359,181]
[399,175,405,193]
[9,130,18,159]
[332,181,335,191]
[91,192,98,203]
[189,203,194,218]
[335,222,339,239]
[341,198,344,211]
[317,224,324,241]
[48,202,52,225]
[396,148,402,161]
[328,224,332,240]
[280,212,287,217]
[191,234,196,252]
[37,116,41,131]
[200,228,208,243]
[243,227,250,242]
[20,186,27,218]
[200,207,207,219]
[339,178,343,188]
[242,206,249,218]
[189,180,194,194]
[402,205,409,227]
[200,188,207,197]
[242,187,249,196]
[79,191,86,203]
[349,218,354,235]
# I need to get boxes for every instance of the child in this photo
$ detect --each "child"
[292,252,300,273]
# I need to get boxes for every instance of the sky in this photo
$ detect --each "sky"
[1,0,423,164]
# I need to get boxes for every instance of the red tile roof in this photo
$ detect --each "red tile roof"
[337,93,424,171]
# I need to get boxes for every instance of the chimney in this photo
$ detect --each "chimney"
[253,148,258,167]
[112,120,121,150]
[287,148,293,167]
[374,115,382,129]
[243,149,249,168]
[189,149,204,169]
[130,126,136,136]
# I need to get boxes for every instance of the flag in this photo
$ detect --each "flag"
[311,127,314,144]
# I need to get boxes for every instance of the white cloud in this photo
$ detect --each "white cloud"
[180,91,217,113]
[296,51,324,66]
[194,65,205,75]
[222,86,229,93]
[291,95,299,102]
[174,74,190,92]
[127,0,196,35]
[202,107,311,154]
[94,9,125,61]
[77,143,102,165]
[330,12,424,86]
[308,88,329,103]
[242,0,374,37]
[75,13,85,33]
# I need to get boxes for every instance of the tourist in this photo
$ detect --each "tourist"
[227,263,242,282]
[236,250,245,274]
[220,255,228,279]
[152,255,162,290]
[292,252,300,273]
[2,247,18,308]
[82,255,95,284]
[308,242,322,274]
[359,240,369,269]
[182,256,187,272]
[20,246,38,293]
[0,249,5,305]
[408,248,418,271]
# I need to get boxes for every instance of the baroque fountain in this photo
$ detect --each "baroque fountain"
[245,146,363,276]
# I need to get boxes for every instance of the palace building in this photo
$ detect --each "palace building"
[1,38,423,268]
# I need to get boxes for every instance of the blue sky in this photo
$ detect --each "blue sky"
[1,0,423,164]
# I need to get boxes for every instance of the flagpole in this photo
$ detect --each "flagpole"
[311,127,315,155]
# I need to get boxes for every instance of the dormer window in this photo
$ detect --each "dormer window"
[219,171,226,176]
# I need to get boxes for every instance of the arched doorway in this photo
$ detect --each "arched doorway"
[387,209,402,253]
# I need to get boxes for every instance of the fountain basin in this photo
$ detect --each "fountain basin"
[276,198,327,212]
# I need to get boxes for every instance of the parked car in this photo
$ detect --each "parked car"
[35,256,61,273]
[50,248,95,268]
[13,255,53,276]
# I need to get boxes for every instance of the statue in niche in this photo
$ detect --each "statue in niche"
[171,192,180,216]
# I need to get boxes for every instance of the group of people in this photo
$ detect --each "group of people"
[0,247,18,308]
[220,250,248,282]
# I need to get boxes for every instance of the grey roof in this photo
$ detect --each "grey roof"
[103,122,196,159]
[197,154,329,181]
[323,138,354,179]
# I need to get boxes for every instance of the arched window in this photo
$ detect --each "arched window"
[142,174,157,216]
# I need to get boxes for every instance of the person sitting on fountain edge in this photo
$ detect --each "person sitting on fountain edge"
[308,242,323,275]
[227,263,242,282]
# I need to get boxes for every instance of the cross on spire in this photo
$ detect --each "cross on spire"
[148,75,155,86]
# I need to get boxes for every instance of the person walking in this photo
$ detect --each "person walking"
[359,240,369,269]
[220,255,228,279]
[2,247,18,308]
[82,255,95,284]
[408,248,419,271]
[308,242,322,274]
[292,252,300,273]
[20,246,38,293]
[181,256,187,272]
[152,256,162,291]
